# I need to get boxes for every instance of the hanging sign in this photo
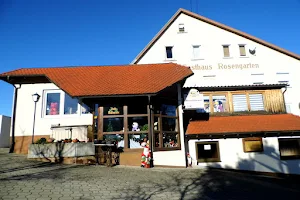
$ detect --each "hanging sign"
[108,107,120,115]
[184,88,204,109]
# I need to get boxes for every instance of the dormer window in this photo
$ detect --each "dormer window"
[178,23,185,32]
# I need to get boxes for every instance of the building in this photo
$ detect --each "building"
[0,115,11,148]
[0,8,300,175]
[132,8,300,174]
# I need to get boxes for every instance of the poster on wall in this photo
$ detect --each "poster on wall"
[184,88,204,110]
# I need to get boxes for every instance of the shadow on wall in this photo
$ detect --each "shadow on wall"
[118,168,300,200]
[209,140,300,175]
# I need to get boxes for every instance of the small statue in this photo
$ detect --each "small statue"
[132,122,140,131]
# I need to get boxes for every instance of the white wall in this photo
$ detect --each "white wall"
[0,115,11,147]
[14,83,93,141]
[136,13,300,116]
[188,137,300,175]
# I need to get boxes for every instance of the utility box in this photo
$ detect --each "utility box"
[0,115,11,148]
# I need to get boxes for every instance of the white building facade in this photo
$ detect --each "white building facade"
[133,8,300,174]
[133,9,300,116]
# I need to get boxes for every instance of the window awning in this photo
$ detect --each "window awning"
[0,63,193,98]
[186,114,300,136]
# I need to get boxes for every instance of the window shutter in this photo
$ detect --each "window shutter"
[249,94,264,111]
[223,46,230,57]
[233,94,248,111]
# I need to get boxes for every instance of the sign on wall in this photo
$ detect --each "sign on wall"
[184,88,204,109]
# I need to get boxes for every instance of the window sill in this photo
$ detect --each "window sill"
[164,59,177,62]
[223,57,233,59]
[239,56,249,58]
[177,31,188,34]
[191,58,205,61]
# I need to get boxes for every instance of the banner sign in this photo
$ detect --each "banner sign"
[184,88,204,109]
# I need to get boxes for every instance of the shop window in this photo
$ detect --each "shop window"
[103,134,124,148]
[81,103,91,114]
[154,117,160,131]
[213,95,227,112]
[64,94,78,115]
[243,137,263,152]
[204,96,210,113]
[45,92,60,115]
[103,106,123,115]
[154,133,160,148]
[166,46,173,59]
[239,45,246,56]
[279,138,300,160]
[192,45,200,59]
[163,132,179,148]
[223,45,230,57]
[128,133,148,148]
[128,105,147,115]
[161,104,177,116]
[103,118,123,132]
[249,94,264,111]
[128,117,148,132]
[162,118,177,131]
[233,94,248,112]
[196,142,220,162]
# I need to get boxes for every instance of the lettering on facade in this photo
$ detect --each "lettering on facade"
[190,63,260,70]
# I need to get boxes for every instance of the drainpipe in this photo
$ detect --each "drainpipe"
[282,86,288,113]
[9,83,21,153]
[148,95,154,167]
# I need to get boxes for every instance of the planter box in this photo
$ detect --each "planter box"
[28,142,95,159]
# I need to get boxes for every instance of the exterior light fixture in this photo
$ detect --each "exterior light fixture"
[32,93,40,144]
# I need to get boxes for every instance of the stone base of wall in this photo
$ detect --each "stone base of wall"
[12,135,50,154]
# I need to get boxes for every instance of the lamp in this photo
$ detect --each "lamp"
[32,93,40,144]
[32,93,40,103]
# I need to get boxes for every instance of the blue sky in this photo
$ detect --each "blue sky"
[0,0,299,116]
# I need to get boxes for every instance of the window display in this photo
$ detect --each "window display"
[104,106,123,115]
[128,133,148,148]
[64,94,78,114]
[204,96,210,113]
[163,132,179,148]
[213,95,226,112]
[46,93,60,115]
[103,134,124,148]
[103,118,123,132]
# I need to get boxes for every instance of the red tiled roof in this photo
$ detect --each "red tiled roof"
[186,114,300,135]
[0,63,193,97]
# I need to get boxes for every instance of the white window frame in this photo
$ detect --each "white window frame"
[43,90,89,118]
[192,45,203,60]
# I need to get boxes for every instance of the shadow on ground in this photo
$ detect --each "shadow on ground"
[119,168,300,200]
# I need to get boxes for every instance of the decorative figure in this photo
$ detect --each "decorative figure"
[187,152,193,167]
[154,122,158,131]
[132,122,140,131]
[141,137,151,168]
[50,102,58,115]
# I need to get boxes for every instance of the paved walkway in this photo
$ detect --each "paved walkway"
[0,148,299,200]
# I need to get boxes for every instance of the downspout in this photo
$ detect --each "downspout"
[9,83,21,153]
[148,95,154,167]
[282,86,288,113]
